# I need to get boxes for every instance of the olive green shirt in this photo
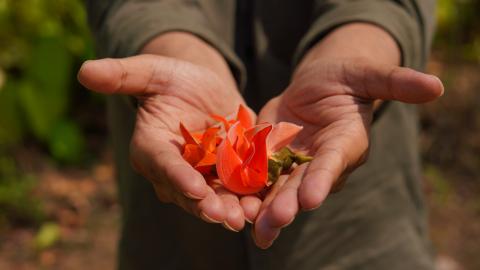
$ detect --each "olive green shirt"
[85,1,437,269]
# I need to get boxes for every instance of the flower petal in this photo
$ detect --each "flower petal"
[244,125,272,187]
[179,123,198,145]
[236,104,253,128]
[201,127,220,153]
[267,122,303,153]
[216,133,265,195]
[196,150,217,167]
[226,122,251,160]
[182,144,203,166]
[211,114,231,131]
[244,123,271,141]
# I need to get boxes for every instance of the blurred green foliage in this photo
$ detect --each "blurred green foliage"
[436,0,480,61]
[0,156,44,228]
[0,0,94,228]
[0,0,92,158]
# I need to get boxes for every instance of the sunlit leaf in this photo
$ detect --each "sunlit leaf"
[35,222,60,250]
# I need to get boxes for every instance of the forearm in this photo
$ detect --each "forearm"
[296,23,401,73]
[295,23,402,109]
[141,32,238,92]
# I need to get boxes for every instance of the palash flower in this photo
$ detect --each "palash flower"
[180,123,219,175]
[180,105,311,195]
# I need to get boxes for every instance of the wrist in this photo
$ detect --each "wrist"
[295,23,401,75]
[141,32,238,91]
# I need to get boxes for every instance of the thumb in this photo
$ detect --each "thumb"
[77,55,175,96]
[346,62,444,104]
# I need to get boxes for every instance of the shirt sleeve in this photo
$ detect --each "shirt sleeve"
[84,0,246,88]
[293,0,436,70]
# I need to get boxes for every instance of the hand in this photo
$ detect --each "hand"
[78,54,252,232]
[251,57,444,248]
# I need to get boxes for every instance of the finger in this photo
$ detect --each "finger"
[261,164,306,228]
[261,175,290,208]
[152,180,174,204]
[154,183,226,223]
[298,120,369,210]
[77,55,175,96]
[251,175,288,249]
[253,212,281,249]
[253,166,306,249]
[344,62,444,103]
[215,188,245,232]
[240,196,262,223]
[298,147,347,211]
[131,135,210,201]
[196,189,227,223]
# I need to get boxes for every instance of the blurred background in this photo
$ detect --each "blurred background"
[0,0,478,269]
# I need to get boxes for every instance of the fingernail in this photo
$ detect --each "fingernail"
[245,217,253,224]
[302,205,321,211]
[280,216,295,228]
[222,222,239,232]
[184,191,203,200]
[429,75,445,96]
[255,230,279,250]
[254,214,280,249]
[200,212,222,224]
[260,241,274,249]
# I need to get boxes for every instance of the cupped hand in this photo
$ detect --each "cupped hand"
[78,54,253,232]
[251,58,444,248]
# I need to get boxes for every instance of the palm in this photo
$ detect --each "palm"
[251,59,444,248]
[259,91,371,169]
[132,60,242,160]
[79,55,250,231]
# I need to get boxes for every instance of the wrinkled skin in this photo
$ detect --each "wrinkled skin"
[78,29,444,249]
[249,58,444,248]
[78,54,261,232]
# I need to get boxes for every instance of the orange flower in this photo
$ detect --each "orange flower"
[215,106,302,195]
[180,123,219,175]
[180,105,303,195]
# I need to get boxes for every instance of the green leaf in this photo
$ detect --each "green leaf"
[0,80,25,147]
[48,119,86,164]
[35,222,60,250]
[18,36,73,140]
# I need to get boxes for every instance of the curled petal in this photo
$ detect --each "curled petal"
[267,122,303,154]
[244,123,270,142]
[201,127,220,153]
[244,125,272,187]
[216,136,246,193]
[182,144,203,166]
[216,124,272,195]
[196,150,216,167]
[226,122,251,160]
[211,114,231,131]
[236,104,253,128]
[192,133,203,142]
[179,123,199,145]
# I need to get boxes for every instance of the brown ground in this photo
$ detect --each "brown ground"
[0,56,479,270]
[422,55,480,270]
